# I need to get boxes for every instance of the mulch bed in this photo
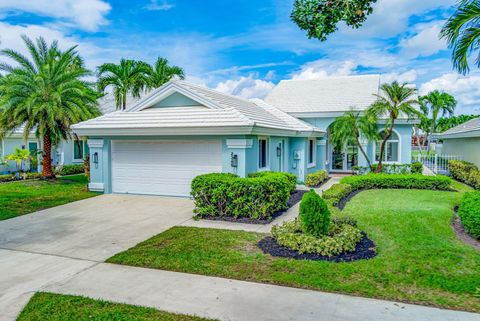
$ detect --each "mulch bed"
[452,207,480,250]
[337,189,365,210]
[201,189,308,225]
[257,232,377,262]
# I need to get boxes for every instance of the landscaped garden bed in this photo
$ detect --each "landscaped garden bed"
[0,174,98,220]
[17,292,215,321]
[108,181,480,312]
[191,171,299,224]
[449,160,480,189]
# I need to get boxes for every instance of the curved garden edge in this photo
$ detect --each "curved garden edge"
[452,207,480,250]
[257,232,377,262]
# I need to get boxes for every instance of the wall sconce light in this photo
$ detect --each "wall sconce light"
[276,145,282,157]
[93,152,99,169]
[230,152,238,168]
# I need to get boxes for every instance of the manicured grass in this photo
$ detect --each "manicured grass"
[0,175,98,221]
[108,183,480,312]
[17,292,215,321]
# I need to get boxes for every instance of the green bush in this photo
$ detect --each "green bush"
[0,174,15,182]
[191,172,296,220]
[299,190,330,236]
[340,174,453,191]
[458,192,480,240]
[411,162,423,174]
[305,170,328,187]
[248,171,297,193]
[271,219,362,256]
[322,183,353,205]
[56,164,85,176]
[449,160,480,189]
[25,172,42,180]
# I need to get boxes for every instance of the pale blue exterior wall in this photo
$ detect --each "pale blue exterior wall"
[1,137,40,173]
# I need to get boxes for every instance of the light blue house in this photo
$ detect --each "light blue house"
[72,75,416,197]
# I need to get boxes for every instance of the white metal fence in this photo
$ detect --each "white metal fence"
[414,154,463,175]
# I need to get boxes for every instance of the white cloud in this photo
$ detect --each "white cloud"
[381,70,418,84]
[420,73,480,114]
[215,74,275,99]
[290,60,357,80]
[0,0,111,31]
[144,0,175,11]
[399,22,447,58]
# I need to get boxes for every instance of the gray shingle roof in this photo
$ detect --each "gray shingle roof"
[437,117,480,138]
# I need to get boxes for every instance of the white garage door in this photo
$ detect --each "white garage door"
[111,140,222,197]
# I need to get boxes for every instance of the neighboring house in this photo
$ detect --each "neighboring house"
[435,117,480,167]
[72,75,417,197]
[0,92,141,174]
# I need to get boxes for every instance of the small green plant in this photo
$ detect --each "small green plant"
[458,192,480,240]
[56,164,85,176]
[411,162,423,174]
[322,183,353,205]
[299,190,330,236]
[5,148,31,174]
[449,160,480,189]
[305,170,328,187]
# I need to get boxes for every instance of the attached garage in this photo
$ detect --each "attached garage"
[111,140,222,197]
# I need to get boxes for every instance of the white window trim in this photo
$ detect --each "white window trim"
[373,129,402,164]
[258,137,269,170]
[73,139,87,162]
[307,138,316,168]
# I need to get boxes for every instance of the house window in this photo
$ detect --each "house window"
[375,131,400,162]
[73,139,89,161]
[308,138,316,167]
[258,138,268,169]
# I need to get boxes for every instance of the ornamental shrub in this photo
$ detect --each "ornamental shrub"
[56,164,84,176]
[0,174,15,183]
[340,174,453,191]
[411,162,423,174]
[305,170,328,187]
[449,160,480,189]
[458,192,480,240]
[299,190,330,236]
[191,172,296,220]
[271,219,362,256]
[248,171,297,193]
[322,183,353,205]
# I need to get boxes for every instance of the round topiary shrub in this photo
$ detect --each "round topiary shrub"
[299,190,330,237]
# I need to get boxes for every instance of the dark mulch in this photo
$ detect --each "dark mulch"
[257,232,377,262]
[201,189,308,225]
[451,208,480,250]
[337,189,365,210]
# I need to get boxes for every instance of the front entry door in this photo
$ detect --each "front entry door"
[331,145,358,171]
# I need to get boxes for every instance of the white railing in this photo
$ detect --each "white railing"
[414,154,463,175]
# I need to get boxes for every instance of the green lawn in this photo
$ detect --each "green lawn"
[108,182,480,312]
[0,175,98,221]
[17,292,215,321]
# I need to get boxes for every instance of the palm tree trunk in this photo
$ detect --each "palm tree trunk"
[42,134,55,178]
[377,119,395,173]
[355,136,372,170]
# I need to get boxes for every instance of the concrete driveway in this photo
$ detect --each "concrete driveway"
[0,194,193,319]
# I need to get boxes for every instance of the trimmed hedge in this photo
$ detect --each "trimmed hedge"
[340,174,453,191]
[305,170,328,187]
[191,172,297,220]
[0,172,42,183]
[247,171,297,193]
[353,163,423,175]
[411,162,423,174]
[56,164,85,176]
[322,183,353,205]
[299,190,330,236]
[449,160,480,189]
[458,192,480,240]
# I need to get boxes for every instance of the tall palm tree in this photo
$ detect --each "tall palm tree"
[367,81,419,172]
[419,90,457,153]
[146,57,185,88]
[441,0,480,74]
[0,36,100,178]
[329,110,379,170]
[97,59,150,110]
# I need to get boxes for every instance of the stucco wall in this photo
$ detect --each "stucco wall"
[442,137,480,167]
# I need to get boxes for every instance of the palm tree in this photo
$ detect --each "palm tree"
[367,81,419,172]
[441,0,480,74]
[419,90,457,153]
[97,59,150,110]
[146,57,185,88]
[329,110,379,170]
[0,36,100,178]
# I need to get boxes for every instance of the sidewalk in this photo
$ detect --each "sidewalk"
[44,262,480,321]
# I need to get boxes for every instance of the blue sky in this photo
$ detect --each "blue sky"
[0,0,479,114]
